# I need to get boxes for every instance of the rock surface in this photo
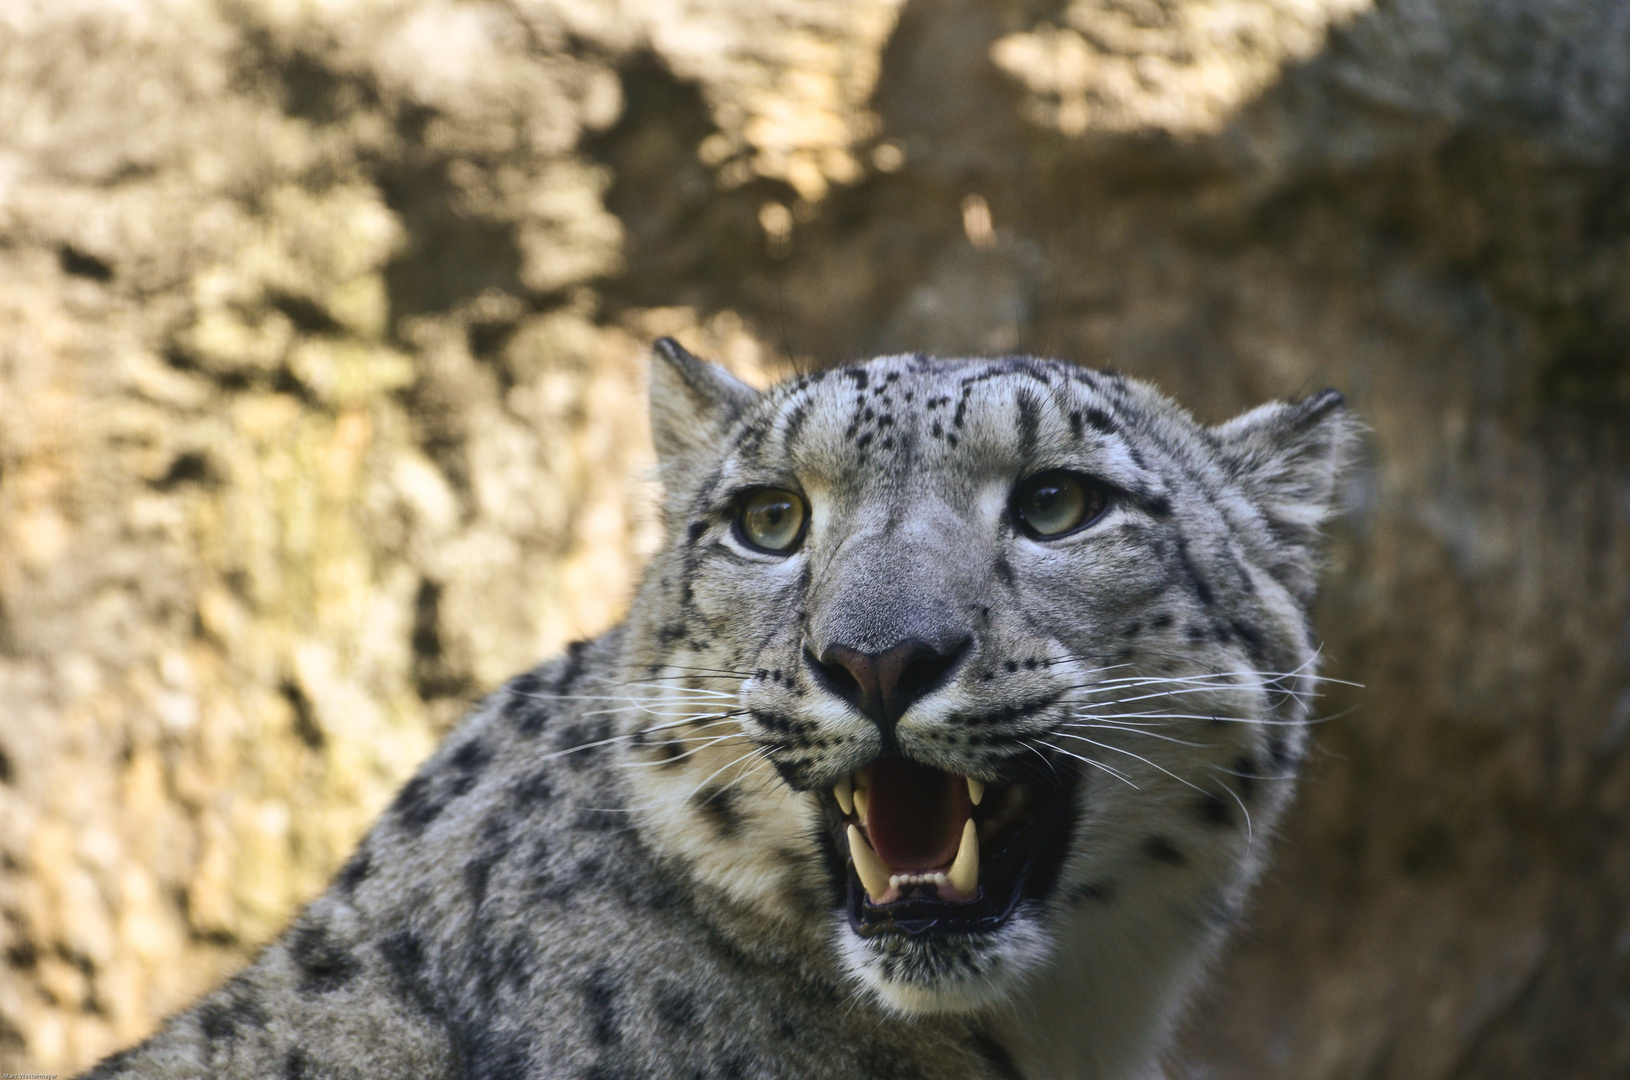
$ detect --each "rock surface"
[1,0,1627,1076]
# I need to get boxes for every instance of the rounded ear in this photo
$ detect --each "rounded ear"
[1210,389,1361,595]
[649,337,761,468]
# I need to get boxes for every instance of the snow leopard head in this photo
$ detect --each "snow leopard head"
[622,339,1355,1016]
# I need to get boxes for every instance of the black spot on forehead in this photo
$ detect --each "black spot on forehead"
[957,356,1057,390]
[1084,407,1118,435]
[1015,390,1040,460]
[736,415,773,455]
[780,399,811,447]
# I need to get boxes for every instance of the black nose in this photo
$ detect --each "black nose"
[808,638,969,745]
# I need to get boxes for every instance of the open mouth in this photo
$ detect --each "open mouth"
[824,756,1077,936]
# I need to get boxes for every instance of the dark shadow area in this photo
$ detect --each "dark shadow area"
[58,246,113,282]
[377,108,529,321]
[587,55,798,321]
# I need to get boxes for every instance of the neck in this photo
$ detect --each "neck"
[988,902,1221,1080]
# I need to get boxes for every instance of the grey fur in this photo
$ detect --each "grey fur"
[84,343,1356,1080]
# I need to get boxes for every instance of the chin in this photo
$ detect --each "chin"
[836,900,1055,1015]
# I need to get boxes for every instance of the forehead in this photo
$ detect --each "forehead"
[732,355,1165,496]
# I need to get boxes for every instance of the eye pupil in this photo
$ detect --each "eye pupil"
[738,489,808,553]
[1014,471,1105,538]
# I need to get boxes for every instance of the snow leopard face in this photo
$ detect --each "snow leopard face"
[622,341,1353,1016]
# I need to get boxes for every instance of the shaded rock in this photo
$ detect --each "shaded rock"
[1,0,1627,1076]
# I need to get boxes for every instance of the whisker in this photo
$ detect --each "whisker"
[1049,732,1252,842]
[617,733,750,768]
[1025,739,1138,789]
[1068,709,1324,728]
[634,713,749,736]
[1066,684,1312,708]
[574,746,774,815]
[513,685,740,705]
[527,713,743,763]
[681,746,776,805]
[575,703,738,720]
[1208,761,1296,784]
[1056,721,1211,747]
[1075,671,1320,692]
[649,666,758,680]
[691,751,777,806]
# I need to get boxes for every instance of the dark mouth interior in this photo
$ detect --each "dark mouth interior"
[823,755,1076,937]
[866,758,967,870]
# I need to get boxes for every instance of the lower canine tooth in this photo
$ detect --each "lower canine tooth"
[948,818,979,899]
[847,824,892,904]
[967,777,984,805]
[834,775,854,816]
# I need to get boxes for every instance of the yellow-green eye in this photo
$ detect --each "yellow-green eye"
[1013,471,1108,539]
[736,488,808,553]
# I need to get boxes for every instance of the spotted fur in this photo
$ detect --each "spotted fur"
[84,343,1355,1080]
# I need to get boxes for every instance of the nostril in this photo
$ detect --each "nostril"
[808,638,970,730]
[806,648,864,711]
[895,639,969,710]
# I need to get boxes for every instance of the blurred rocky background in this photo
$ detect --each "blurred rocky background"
[1,0,1627,1075]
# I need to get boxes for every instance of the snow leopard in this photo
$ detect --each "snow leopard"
[83,340,1356,1080]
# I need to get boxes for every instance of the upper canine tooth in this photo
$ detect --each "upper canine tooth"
[948,818,978,899]
[967,777,984,806]
[855,766,870,790]
[847,824,891,904]
[853,785,869,823]
[834,775,854,816]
